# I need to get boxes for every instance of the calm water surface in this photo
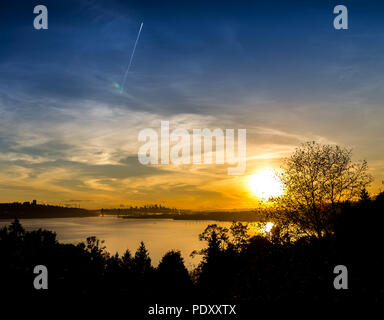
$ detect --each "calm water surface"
[0,217,233,269]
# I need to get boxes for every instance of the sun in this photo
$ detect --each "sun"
[248,169,283,200]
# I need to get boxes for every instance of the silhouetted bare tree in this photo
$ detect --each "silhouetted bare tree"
[274,141,372,237]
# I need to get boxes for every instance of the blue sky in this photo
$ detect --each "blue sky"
[0,0,383,208]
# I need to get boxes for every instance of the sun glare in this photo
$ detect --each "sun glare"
[264,222,274,233]
[249,169,283,200]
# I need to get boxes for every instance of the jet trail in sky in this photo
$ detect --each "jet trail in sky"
[120,22,143,92]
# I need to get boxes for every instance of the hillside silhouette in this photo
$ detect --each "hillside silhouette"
[0,201,97,219]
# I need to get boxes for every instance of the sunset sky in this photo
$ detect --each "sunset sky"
[0,0,383,209]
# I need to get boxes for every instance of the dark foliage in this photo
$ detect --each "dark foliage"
[0,202,96,219]
[194,193,384,304]
[1,194,383,306]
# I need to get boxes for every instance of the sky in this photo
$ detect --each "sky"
[0,0,383,209]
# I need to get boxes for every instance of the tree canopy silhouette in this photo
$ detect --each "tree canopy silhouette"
[274,141,372,237]
[133,241,153,275]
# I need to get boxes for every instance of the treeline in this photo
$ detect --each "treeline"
[0,202,97,219]
[193,192,384,304]
[0,219,193,303]
[1,194,383,306]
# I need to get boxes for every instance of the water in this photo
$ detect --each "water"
[0,217,233,269]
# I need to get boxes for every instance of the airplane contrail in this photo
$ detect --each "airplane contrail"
[120,22,143,93]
